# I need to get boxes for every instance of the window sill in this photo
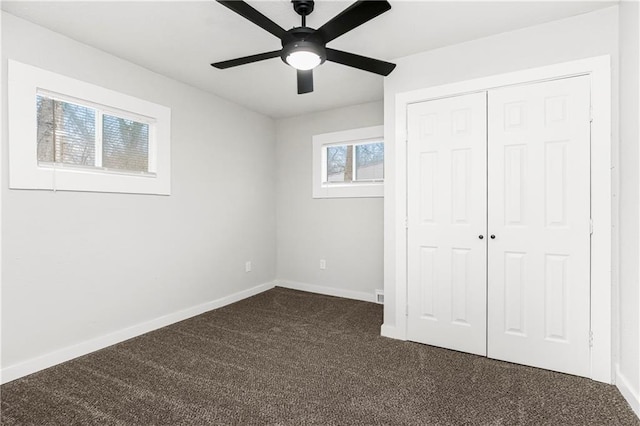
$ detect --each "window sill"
[313,182,383,198]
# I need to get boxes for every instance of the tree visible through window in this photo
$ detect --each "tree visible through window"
[102,115,149,172]
[36,94,150,173]
[37,96,96,166]
[326,142,383,183]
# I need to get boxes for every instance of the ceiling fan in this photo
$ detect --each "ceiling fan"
[211,0,396,94]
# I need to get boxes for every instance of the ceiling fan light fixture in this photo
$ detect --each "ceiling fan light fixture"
[286,50,321,70]
[281,40,326,71]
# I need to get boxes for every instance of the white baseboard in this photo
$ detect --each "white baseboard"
[380,323,406,340]
[276,280,375,303]
[1,281,277,384]
[616,366,640,419]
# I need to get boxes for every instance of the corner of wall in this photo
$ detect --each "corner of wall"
[616,366,640,418]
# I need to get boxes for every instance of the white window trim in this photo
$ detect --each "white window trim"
[8,59,171,195]
[312,125,384,198]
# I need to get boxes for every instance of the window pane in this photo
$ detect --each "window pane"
[102,114,149,173]
[355,142,384,181]
[326,145,354,183]
[36,95,54,162]
[36,95,96,166]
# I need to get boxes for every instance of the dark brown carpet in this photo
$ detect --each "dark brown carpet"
[1,287,638,425]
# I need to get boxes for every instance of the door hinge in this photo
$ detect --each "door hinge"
[589,330,594,348]
[589,106,594,122]
[405,217,408,229]
[406,305,409,316]
[590,218,594,235]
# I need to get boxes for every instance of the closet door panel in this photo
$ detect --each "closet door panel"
[406,92,488,356]
[487,76,591,377]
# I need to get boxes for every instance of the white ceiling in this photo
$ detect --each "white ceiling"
[2,0,615,118]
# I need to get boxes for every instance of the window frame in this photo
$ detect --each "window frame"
[8,59,171,195]
[312,125,384,198]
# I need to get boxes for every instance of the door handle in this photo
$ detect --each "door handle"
[490,234,496,239]
[478,235,484,239]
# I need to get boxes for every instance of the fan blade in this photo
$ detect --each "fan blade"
[217,1,286,39]
[297,69,313,94]
[211,50,281,69]
[317,0,391,43]
[326,48,396,76]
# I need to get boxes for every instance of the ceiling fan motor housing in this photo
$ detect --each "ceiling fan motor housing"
[280,27,327,66]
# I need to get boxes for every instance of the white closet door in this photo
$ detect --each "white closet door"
[487,76,591,377]
[407,92,488,356]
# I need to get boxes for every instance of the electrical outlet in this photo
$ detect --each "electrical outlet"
[245,261,252,273]
[319,259,326,270]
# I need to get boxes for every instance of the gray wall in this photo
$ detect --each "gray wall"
[1,12,276,369]
[276,102,384,299]
[618,0,640,406]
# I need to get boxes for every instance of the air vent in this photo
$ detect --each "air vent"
[375,290,384,304]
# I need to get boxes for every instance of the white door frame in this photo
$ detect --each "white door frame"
[390,56,612,383]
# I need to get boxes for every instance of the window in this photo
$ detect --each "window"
[36,93,152,174]
[326,142,384,183]
[9,60,171,195]
[312,125,384,198]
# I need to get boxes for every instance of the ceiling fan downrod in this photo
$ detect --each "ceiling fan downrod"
[292,0,315,27]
